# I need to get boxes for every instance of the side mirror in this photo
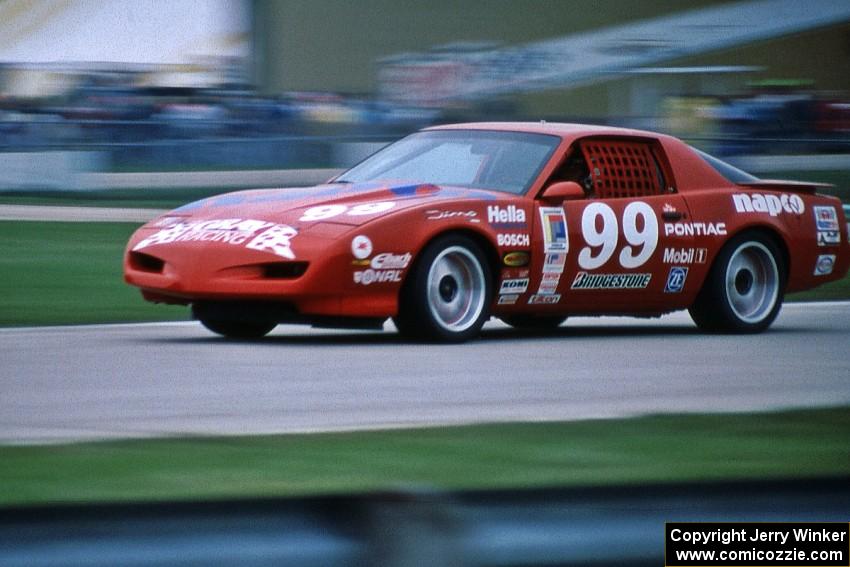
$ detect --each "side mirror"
[541,181,585,203]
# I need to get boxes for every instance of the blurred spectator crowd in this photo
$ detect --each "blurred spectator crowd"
[662,83,850,156]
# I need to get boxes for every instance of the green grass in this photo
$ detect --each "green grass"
[0,407,848,507]
[0,221,187,326]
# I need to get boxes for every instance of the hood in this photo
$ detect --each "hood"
[147,181,503,229]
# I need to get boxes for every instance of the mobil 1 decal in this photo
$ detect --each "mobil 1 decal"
[537,207,568,296]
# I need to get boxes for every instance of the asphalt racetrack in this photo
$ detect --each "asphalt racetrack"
[2,301,849,444]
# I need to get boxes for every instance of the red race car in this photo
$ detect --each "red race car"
[124,122,849,342]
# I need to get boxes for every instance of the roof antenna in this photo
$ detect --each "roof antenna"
[540,119,547,125]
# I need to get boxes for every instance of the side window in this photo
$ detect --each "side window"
[546,148,594,195]
[579,139,672,199]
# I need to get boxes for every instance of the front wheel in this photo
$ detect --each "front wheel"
[689,232,785,333]
[394,235,492,342]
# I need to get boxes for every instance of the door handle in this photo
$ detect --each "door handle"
[662,211,684,221]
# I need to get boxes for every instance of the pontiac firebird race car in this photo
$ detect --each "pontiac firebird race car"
[124,122,849,342]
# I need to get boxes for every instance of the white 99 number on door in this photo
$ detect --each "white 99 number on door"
[577,201,658,270]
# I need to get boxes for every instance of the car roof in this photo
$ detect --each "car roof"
[425,121,668,143]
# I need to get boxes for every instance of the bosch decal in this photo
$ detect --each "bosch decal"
[732,193,805,216]
[571,272,652,290]
[814,255,836,276]
[663,247,708,264]
[664,267,688,293]
[497,233,531,247]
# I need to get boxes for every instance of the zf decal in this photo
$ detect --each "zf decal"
[664,267,688,293]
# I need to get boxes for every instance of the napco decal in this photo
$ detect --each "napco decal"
[487,205,526,228]
[814,206,839,231]
[663,222,726,237]
[814,254,836,276]
[663,247,708,264]
[134,218,297,259]
[732,193,805,216]
[503,251,530,267]
[528,294,560,304]
[425,209,479,222]
[497,233,530,247]
[539,207,568,252]
[351,235,372,260]
[817,231,841,246]
[499,278,529,294]
[578,202,658,270]
[498,294,519,305]
[664,267,688,293]
[354,269,402,285]
[300,202,395,222]
[571,272,652,290]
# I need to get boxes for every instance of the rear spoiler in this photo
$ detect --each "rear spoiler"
[738,180,835,194]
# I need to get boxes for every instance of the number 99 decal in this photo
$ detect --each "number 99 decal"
[577,201,658,270]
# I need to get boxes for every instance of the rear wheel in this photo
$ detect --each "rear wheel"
[501,315,567,329]
[689,232,785,333]
[198,318,276,339]
[394,235,492,342]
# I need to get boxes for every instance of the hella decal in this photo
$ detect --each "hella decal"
[487,205,526,227]
[732,193,805,216]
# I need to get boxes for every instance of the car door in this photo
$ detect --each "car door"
[528,137,696,313]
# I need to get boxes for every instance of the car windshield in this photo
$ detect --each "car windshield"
[336,130,561,194]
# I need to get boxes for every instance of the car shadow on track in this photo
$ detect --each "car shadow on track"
[140,321,714,347]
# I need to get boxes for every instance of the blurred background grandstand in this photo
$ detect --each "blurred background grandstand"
[0,0,849,189]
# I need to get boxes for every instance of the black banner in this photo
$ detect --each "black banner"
[666,522,849,566]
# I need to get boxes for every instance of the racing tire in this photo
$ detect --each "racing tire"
[198,318,277,339]
[689,232,785,333]
[394,234,492,343]
[500,315,567,329]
